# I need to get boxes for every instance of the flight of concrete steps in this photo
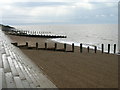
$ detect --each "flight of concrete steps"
[0,30,57,88]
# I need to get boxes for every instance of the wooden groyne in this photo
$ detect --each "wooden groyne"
[11,42,117,54]
[6,30,67,38]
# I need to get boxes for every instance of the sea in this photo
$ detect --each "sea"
[13,24,118,54]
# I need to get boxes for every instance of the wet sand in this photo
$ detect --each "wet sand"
[8,35,118,88]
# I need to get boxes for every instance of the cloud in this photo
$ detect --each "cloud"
[0,0,118,25]
[29,5,75,17]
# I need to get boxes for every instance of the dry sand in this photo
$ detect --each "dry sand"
[8,35,118,88]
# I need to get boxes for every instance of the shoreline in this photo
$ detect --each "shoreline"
[7,34,118,88]
[8,34,117,55]
[50,38,118,55]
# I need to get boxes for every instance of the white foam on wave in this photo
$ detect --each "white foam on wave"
[51,38,118,54]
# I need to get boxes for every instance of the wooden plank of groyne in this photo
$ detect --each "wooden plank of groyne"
[108,44,110,54]
[64,43,66,52]
[87,46,89,53]
[54,43,57,50]
[102,44,104,53]
[5,72,16,88]
[95,46,97,53]
[36,42,38,50]
[114,44,116,54]
[80,43,82,53]
[72,43,74,52]
[45,43,47,49]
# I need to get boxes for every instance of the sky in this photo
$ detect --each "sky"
[0,0,119,25]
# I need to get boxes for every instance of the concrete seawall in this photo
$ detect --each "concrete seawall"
[0,30,57,88]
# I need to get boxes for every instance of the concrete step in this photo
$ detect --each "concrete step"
[27,67,41,87]
[8,50,15,59]
[30,83,36,88]
[21,79,31,88]
[0,30,57,88]
[15,51,57,88]
[1,68,7,88]
[0,68,2,89]
[10,51,37,88]
[5,48,10,56]
[14,76,24,88]
[13,59,26,80]
[0,52,3,68]
[7,56,19,76]
[28,67,56,88]
[17,61,33,84]
[29,69,49,88]
[1,48,6,54]
[2,54,11,73]
[12,52,19,60]
[5,72,16,88]
[22,64,40,87]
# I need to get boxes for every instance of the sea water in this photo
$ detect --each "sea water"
[13,24,118,54]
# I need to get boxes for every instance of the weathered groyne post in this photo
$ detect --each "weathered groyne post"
[54,43,57,50]
[80,43,82,53]
[108,44,110,54]
[64,43,66,52]
[87,46,89,53]
[95,46,97,53]
[45,43,47,50]
[11,42,18,46]
[15,42,18,46]
[26,42,28,47]
[102,44,104,53]
[36,42,38,50]
[72,43,74,52]
[114,44,116,54]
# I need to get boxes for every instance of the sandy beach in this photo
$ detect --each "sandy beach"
[8,35,118,88]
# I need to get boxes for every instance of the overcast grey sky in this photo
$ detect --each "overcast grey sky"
[0,0,119,25]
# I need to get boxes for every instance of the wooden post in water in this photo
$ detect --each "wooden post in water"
[19,31,21,35]
[45,43,47,49]
[27,31,28,34]
[114,44,116,54]
[95,46,97,53]
[64,43,66,52]
[87,46,89,53]
[72,43,74,52]
[36,42,38,50]
[102,44,104,53]
[26,42,28,47]
[80,43,82,53]
[108,44,110,54]
[54,43,57,50]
